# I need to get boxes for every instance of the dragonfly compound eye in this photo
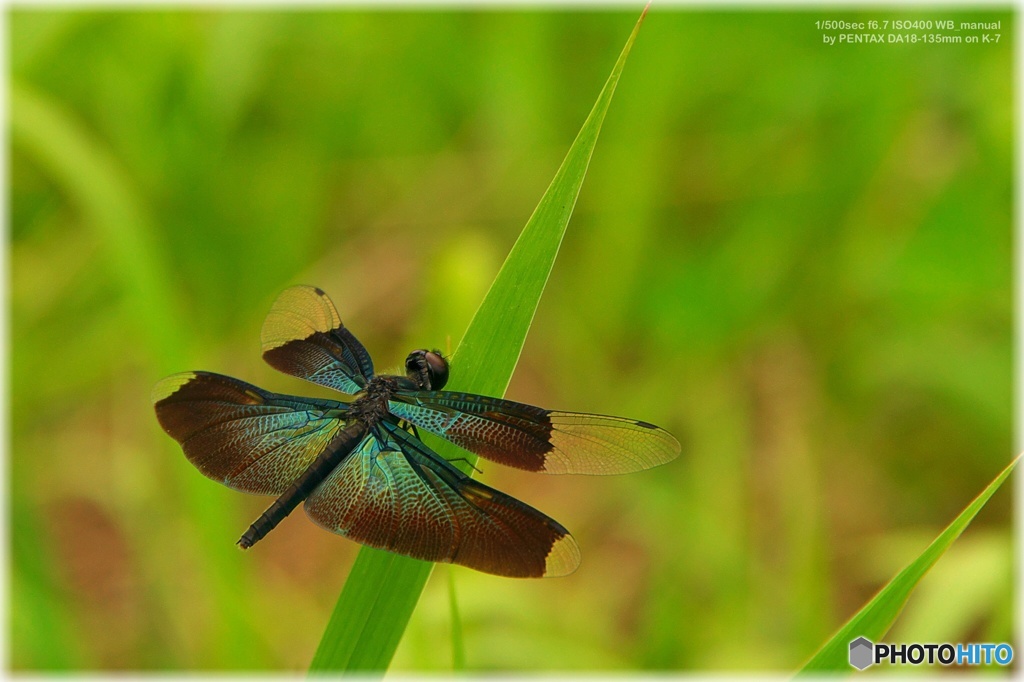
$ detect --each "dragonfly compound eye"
[424,350,449,391]
[405,349,447,390]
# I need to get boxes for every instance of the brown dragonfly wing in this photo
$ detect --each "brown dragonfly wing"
[260,285,375,395]
[303,421,580,578]
[153,371,347,495]
[387,391,680,474]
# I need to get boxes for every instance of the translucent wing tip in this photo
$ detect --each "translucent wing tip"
[152,372,197,405]
[655,425,683,461]
[260,285,342,353]
[630,424,682,470]
[547,414,683,475]
[544,533,581,577]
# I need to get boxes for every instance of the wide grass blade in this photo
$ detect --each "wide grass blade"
[308,10,649,673]
[797,455,1019,673]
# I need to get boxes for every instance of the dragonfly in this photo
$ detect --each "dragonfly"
[153,285,679,578]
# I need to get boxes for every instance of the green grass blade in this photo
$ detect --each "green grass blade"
[308,10,648,674]
[448,571,466,671]
[797,455,1020,674]
[445,8,647,401]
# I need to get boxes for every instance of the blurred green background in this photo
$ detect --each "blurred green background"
[10,8,1014,672]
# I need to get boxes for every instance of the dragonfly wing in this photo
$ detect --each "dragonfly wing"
[153,371,348,495]
[260,285,375,395]
[388,392,680,475]
[303,421,580,578]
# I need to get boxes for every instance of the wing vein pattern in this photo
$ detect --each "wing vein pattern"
[153,371,348,496]
[302,420,580,577]
[388,392,680,475]
[260,285,375,395]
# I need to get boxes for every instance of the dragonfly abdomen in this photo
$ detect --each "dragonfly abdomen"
[237,421,367,549]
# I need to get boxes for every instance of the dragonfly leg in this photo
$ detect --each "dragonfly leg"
[400,421,481,473]
[447,457,483,475]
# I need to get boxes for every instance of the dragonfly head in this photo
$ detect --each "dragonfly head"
[405,349,449,391]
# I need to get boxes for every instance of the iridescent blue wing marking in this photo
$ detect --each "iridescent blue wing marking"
[152,371,349,495]
[303,421,580,578]
[388,392,680,475]
[260,285,375,395]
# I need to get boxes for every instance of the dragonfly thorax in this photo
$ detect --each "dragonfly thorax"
[349,376,399,424]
